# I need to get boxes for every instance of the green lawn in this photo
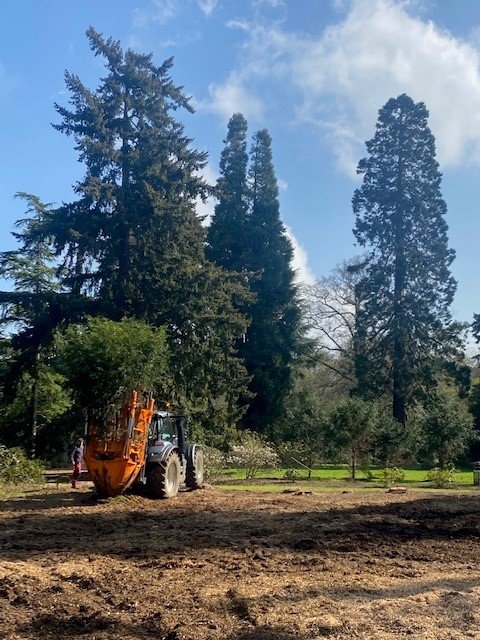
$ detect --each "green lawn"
[219,466,474,486]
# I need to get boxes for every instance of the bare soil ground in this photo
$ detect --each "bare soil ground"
[1,484,480,640]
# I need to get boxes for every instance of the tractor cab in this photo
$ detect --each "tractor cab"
[148,411,186,451]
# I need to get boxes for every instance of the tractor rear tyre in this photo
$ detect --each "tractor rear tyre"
[147,452,181,498]
[186,446,204,489]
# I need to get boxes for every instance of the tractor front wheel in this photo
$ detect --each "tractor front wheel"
[186,446,204,489]
[147,452,181,498]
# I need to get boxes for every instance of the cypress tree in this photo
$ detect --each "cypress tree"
[208,121,303,435]
[207,113,250,270]
[352,94,461,425]
[241,129,302,434]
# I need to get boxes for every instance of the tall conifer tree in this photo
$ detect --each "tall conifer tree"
[240,129,302,434]
[208,121,303,434]
[23,29,251,435]
[353,94,461,425]
[207,113,249,270]
[0,195,62,456]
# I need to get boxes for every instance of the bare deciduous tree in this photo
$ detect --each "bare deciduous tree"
[301,258,365,390]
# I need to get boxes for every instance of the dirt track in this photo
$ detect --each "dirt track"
[1,485,480,639]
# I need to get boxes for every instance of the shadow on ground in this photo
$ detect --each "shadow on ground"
[1,490,480,562]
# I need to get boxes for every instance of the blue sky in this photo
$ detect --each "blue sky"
[1,0,480,324]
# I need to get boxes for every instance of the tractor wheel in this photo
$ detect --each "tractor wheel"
[147,452,181,498]
[186,446,204,489]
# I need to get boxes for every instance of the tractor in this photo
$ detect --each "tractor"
[84,392,204,498]
[139,409,204,498]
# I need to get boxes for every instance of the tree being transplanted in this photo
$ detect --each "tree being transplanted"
[58,317,169,432]
[352,94,462,426]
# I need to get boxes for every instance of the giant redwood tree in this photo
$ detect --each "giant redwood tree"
[353,94,461,426]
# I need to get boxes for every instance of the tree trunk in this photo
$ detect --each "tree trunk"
[117,95,131,313]
[350,448,356,480]
[438,451,445,469]
[29,350,40,459]
[392,115,407,427]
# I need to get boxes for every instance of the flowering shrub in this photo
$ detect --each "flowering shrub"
[0,446,44,484]
[203,446,225,481]
[229,432,278,479]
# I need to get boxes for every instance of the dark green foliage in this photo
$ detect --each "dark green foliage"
[0,194,69,457]
[241,129,303,434]
[208,119,305,435]
[207,114,250,271]
[353,94,462,425]
[472,316,480,344]
[46,27,208,311]
[0,365,71,447]
[327,397,376,479]
[0,194,63,361]
[278,369,329,475]
[372,410,419,467]
[469,379,480,424]
[0,445,44,484]
[17,29,251,438]
[58,317,169,430]
[419,387,475,468]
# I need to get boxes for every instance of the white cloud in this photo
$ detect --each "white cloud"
[206,72,264,122]
[197,0,218,16]
[253,0,285,7]
[133,0,218,29]
[220,0,480,174]
[277,178,288,191]
[195,161,219,225]
[133,0,177,28]
[285,227,316,286]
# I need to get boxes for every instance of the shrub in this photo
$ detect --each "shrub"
[203,446,225,482]
[378,466,406,487]
[0,446,44,484]
[425,467,455,488]
[362,467,376,482]
[283,468,299,482]
[229,431,278,479]
[276,441,317,479]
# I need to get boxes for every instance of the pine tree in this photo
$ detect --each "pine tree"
[352,94,461,426]
[21,29,251,437]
